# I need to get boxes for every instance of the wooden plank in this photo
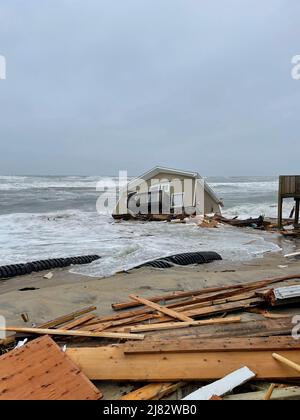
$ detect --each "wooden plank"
[182,367,256,400]
[97,294,255,325]
[62,314,96,330]
[123,336,300,355]
[0,336,102,400]
[167,290,256,310]
[129,294,194,322]
[264,384,276,400]
[0,307,98,347]
[144,317,294,341]
[66,346,300,381]
[117,317,241,333]
[120,382,184,400]
[38,306,97,329]
[273,353,300,373]
[112,274,300,311]
[224,386,300,400]
[0,326,144,340]
[77,314,154,333]
[156,297,264,323]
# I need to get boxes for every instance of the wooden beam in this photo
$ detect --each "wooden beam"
[123,336,300,355]
[38,306,97,329]
[129,295,194,322]
[0,326,144,341]
[273,353,300,374]
[141,317,294,341]
[0,306,98,347]
[118,317,241,333]
[66,346,300,381]
[62,314,96,330]
[278,186,283,228]
[295,199,300,226]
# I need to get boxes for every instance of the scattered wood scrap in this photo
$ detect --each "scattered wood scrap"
[118,317,241,333]
[258,285,300,307]
[212,214,265,228]
[0,326,144,341]
[112,274,300,311]
[129,294,194,322]
[2,273,300,400]
[0,336,102,400]
[224,387,300,401]
[121,382,185,400]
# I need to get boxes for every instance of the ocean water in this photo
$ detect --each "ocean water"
[0,175,291,277]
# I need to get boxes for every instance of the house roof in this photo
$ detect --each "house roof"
[128,166,222,205]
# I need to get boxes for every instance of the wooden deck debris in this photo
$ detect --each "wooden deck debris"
[212,214,265,228]
[129,294,194,322]
[182,367,256,400]
[117,317,241,333]
[2,272,300,400]
[258,285,300,307]
[38,306,97,329]
[224,386,300,400]
[0,336,102,400]
[112,274,300,312]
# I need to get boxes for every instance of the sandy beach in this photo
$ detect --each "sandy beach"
[2,237,300,399]
[1,242,299,327]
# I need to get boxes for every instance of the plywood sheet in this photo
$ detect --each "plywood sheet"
[0,336,102,400]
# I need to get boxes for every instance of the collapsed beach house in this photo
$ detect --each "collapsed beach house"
[112,166,223,220]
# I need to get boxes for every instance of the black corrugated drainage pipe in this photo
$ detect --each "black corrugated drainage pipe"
[0,255,101,280]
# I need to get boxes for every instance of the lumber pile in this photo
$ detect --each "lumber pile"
[1,274,300,400]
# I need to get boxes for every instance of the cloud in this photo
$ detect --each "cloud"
[0,0,299,175]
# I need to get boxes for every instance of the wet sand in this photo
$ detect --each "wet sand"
[0,247,300,326]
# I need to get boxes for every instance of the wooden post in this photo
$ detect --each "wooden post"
[278,176,283,229]
[295,199,300,227]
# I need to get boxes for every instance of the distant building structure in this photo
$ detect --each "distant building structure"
[113,166,223,220]
[278,175,300,228]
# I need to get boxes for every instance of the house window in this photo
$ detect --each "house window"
[172,193,184,208]
[160,183,170,193]
[150,184,160,192]
[150,183,170,193]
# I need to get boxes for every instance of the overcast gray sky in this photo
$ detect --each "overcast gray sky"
[0,0,299,176]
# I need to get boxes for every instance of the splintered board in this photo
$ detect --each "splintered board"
[123,336,300,355]
[66,345,300,381]
[0,336,102,400]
